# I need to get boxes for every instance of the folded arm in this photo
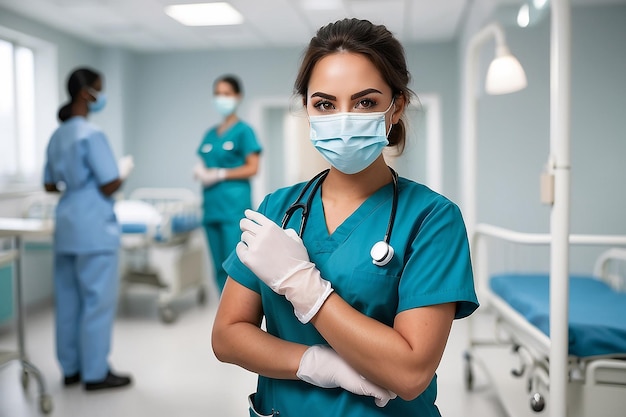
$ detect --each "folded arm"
[212,278,396,406]
[236,209,456,400]
[311,294,455,400]
[212,278,307,379]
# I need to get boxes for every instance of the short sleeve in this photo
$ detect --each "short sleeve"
[398,201,479,319]
[85,131,119,186]
[239,123,262,157]
[221,196,270,293]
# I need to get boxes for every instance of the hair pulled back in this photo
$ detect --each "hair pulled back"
[57,67,101,122]
[214,74,243,95]
[294,18,413,150]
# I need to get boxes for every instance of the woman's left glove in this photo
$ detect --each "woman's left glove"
[193,163,226,187]
[236,209,333,323]
[297,345,397,407]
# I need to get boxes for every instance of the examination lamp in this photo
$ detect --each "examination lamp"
[485,44,528,95]
[460,22,527,237]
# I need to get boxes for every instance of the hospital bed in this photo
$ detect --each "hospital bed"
[465,227,626,416]
[115,188,207,324]
[22,188,208,324]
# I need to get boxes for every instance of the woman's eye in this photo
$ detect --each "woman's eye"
[313,100,334,111]
[356,98,376,110]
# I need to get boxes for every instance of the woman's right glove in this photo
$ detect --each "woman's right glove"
[237,210,333,323]
[296,345,397,407]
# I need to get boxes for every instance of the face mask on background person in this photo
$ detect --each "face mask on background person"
[308,100,395,174]
[214,95,239,117]
[87,88,107,113]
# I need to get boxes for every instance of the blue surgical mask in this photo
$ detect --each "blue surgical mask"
[214,95,239,117]
[309,100,394,174]
[87,88,107,113]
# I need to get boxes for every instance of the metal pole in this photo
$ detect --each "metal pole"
[461,22,507,240]
[549,0,572,415]
[13,236,26,360]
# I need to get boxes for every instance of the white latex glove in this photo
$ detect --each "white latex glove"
[297,345,397,407]
[236,209,333,323]
[118,155,134,180]
[193,163,226,187]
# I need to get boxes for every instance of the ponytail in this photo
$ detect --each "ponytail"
[58,102,72,122]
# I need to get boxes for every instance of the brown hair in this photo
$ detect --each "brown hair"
[294,18,413,151]
[214,74,243,95]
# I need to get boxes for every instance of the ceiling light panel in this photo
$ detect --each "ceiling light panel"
[164,2,244,26]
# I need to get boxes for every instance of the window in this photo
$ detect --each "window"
[0,38,36,182]
[0,27,57,191]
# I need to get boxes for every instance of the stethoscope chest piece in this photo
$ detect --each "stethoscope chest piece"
[370,241,394,266]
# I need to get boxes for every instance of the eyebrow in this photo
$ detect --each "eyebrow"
[310,92,336,100]
[310,88,383,101]
[351,88,383,100]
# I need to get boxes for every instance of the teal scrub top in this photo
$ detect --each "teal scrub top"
[197,120,262,223]
[43,116,120,254]
[223,176,479,417]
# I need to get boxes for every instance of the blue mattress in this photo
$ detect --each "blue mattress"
[120,215,200,241]
[121,223,148,234]
[490,273,626,357]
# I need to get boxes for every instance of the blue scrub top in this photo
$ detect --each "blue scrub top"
[44,116,120,254]
[223,176,479,417]
[197,120,262,223]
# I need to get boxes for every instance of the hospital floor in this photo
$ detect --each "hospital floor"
[0,284,508,417]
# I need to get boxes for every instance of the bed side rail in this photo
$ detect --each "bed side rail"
[126,188,201,243]
[471,223,626,295]
[129,187,199,203]
[592,248,626,291]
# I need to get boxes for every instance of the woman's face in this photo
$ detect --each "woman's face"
[306,52,403,125]
[214,80,239,98]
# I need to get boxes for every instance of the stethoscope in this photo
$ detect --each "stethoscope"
[281,167,399,267]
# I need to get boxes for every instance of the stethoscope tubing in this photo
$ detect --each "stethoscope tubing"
[280,169,329,236]
[281,166,398,255]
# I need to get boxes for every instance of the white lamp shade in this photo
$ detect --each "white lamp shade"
[485,50,528,95]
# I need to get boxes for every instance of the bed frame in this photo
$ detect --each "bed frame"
[465,224,626,416]
[118,188,207,323]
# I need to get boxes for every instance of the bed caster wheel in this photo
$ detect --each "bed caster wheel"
[159,306,177,324]
[197,286,207,305]
[530,392,545,412]
[40,394,53,414]
[463,351,474,391]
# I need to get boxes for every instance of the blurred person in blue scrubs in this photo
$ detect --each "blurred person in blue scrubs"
[44,67,133,391]
[194,74,262,294]
[212,19,478,417]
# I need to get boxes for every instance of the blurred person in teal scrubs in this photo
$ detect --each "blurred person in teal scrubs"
[44,67,133,391]
[212,19,479,417]
[194,74,262,294]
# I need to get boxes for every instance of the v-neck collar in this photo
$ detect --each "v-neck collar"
[310,180,395,245]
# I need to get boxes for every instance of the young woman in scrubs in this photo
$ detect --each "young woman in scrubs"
[44,67,133,391]
[212,19,479,416]
[194,75,262,294]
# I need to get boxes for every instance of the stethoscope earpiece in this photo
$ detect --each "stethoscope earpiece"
[370,241,394,266]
